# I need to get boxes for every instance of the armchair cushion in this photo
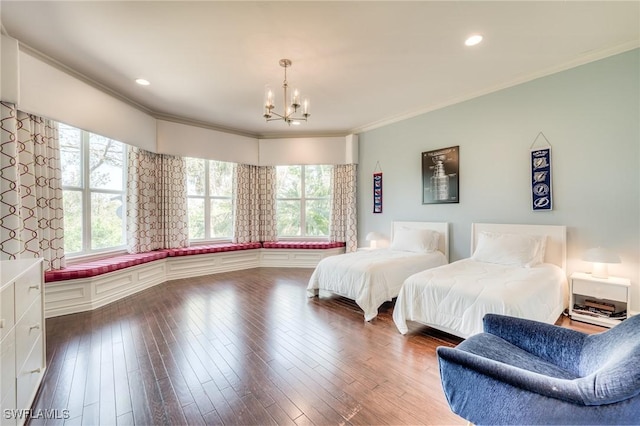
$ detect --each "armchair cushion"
[482,314,586,374]
[437,314,640,425]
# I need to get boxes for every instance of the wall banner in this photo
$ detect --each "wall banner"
[373,172,383,213]
[531,147,552,211]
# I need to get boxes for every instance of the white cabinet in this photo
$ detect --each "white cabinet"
[0,259,45,426]
[569,272,631,328]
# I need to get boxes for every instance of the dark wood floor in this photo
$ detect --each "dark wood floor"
[30,268,604,426]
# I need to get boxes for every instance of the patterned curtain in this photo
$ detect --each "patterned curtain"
[233,164,277,242]
[158,154,189,249]
[330,164,358,252]
[0,102,65,270]
[127,146,188,253]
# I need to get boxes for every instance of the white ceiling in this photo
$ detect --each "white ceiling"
[1,1,639,138]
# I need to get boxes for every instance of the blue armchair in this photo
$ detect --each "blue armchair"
[437,313,640,425]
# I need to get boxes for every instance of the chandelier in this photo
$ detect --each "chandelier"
[263,59,310,125]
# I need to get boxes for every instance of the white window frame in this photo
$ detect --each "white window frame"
[276,165,332,240]
[186,158,234,242]
[61,126,127,258]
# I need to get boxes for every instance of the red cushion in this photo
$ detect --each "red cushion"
[45,251,168,283]
[261,241,346,249]
[164,242,261,257]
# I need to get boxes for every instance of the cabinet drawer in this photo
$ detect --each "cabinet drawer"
[0,390,18,426]
[14,266,41,322]
[1,328,16,405]
[16,334,44,413]
[1,283,15,341]
[15,296,43,370]
[572,279,627,302]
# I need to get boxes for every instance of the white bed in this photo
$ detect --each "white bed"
[393,223,567,338]
[307,221,449,321]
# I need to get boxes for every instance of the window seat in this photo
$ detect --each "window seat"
[44,251,169,282]
[259,241,345,268]
[164,242,262,256]
[262,241,346,249]
[43,241,345,318]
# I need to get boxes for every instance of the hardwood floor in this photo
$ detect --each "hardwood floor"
[29,268,603,426]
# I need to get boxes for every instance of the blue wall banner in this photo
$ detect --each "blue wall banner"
[373,172,383,213]
[531,147,552,211]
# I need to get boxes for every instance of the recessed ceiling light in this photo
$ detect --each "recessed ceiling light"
[291,121,301,126]
[135,78,150,86]
[465,34,483,47]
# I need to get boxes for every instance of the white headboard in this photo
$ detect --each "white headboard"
[391,221,449,261]
[470,223,566,270]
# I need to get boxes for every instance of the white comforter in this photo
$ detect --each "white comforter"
[393,259,567,338]
[307,249,447,321]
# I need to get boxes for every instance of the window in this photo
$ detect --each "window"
[186,158,234,241]
[276,165,332,238]
[59,123,126,255]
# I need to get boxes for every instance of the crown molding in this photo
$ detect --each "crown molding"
[14,37,638,140]
[352,40,640,135]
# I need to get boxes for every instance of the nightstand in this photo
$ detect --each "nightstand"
[569,272,630,328]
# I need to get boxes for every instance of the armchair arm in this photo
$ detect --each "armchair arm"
[437,346,587,405]
[483,314,586,373]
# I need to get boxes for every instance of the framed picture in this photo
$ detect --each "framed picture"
[422,145,459,204]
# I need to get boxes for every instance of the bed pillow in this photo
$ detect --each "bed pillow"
[390,227,440,253]
[471,231,544,267]
[527,235,547,267]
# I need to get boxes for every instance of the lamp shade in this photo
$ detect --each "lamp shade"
[365,232,384,249]
[366,232,383,241]
[582,247,620,279]
[582,247,621,264]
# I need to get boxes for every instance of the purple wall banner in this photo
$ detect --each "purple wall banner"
[531,147,552,211]
[373,172,383,213]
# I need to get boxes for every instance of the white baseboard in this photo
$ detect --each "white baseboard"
[45,247,344,318]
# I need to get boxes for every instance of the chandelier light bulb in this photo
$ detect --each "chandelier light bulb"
[292,89,300,109]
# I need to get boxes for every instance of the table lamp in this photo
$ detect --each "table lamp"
[365,232,384,249]
[582,247,621,279]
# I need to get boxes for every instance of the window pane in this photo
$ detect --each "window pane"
[186,158,205,196]
[276,166,301,198]
[59,124,82,187]
[90,193,124,249]
[209,160,233,197]
[210,199,232,238]
[89,134,124,190]
[305,165,332,198]
[306,199,330,236]
[63,190,83,253]
[188,198,205,239]
[277,200,301,236]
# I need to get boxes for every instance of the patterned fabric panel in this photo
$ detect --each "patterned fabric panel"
[262,241,346,249]
[45,251,169,282]
[165,242,262,257]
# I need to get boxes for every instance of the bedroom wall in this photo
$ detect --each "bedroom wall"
[357,49,640,312]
